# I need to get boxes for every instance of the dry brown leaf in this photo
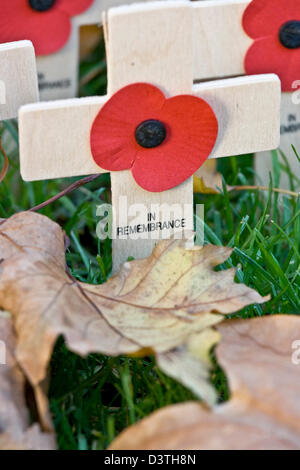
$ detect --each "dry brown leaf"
[110,315,300,450]
[0,212,268,408]
[157,328,222,403]
[193,160,224,194]
[80,25,102,61]
[0,313,55,450]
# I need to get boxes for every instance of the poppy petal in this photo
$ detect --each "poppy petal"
[59,0,94,16]
[91,121,138,171]
[244,35,300,91]
[243,0,300,39]
[0,0,93,55]
[97,83,166,128]
[90,84,166,171]
[91,84,218,192]
[0,0,71,55]
[131,95,218,192]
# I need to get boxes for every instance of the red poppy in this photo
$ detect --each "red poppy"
[0,0,94,56]
[90,83,218,193]
[243,0,300,91]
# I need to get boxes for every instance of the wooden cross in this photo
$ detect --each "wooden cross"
[0,41,39,121]
[32,0,158,101]
[18,1,280,271]
[192,0,299,190]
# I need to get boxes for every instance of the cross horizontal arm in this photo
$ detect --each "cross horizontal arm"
[19,96,107,181]
[19,74,280,182]
[0,41,39,121]
[198,74,280,158]
[74,0,104,26]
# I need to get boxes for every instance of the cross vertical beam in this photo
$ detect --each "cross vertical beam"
[37,0,162,100]
[107,2,194,270]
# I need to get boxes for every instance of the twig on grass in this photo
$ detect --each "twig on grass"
[27,178,299,213]
[0,139,9,184]
[29,174,102,212]
[232,185,299,198]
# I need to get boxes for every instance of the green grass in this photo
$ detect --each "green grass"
[1,36,299,450]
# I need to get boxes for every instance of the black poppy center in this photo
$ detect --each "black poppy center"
[135,120,166,149]
[29,0,56,12]
[279,20,300,49]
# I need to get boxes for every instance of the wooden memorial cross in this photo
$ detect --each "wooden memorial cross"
[0,41,39,121]
[19,1,280,271]
[0,0,157,101]
[192,0,300,190]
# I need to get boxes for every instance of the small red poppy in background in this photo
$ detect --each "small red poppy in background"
[90,83,218,193]
[0,0,94,56]
[243,0,300,92]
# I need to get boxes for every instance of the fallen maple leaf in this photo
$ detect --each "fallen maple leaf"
[0,212,268,412]
[110,315,300,450]
[0,313,55,450]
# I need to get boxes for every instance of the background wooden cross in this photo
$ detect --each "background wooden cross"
[191,0,299,190]
[0,41,39,121]
[19,1,280,271]
[36,0,159,101]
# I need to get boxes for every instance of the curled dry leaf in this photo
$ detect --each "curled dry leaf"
[193,160,224,194]
[0,313,55,450]
[0,212,268,410]
[110,315,300,451]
